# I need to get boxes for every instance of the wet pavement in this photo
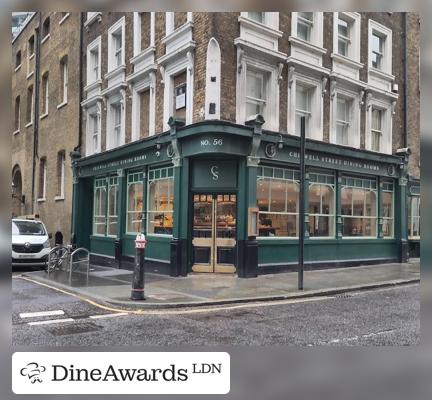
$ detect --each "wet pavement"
[24,260,420,309]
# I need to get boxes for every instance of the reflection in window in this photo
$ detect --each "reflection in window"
[126,172,143,234]
[257,167,299,237]
[408,195,420,238]
[341,176,377,237]
[147,167,174,235]
[382,181,394,237]
[309,173,335,237]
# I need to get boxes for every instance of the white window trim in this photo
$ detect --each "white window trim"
[85,103,102,156]
[61,59,68,104]
[55,152,65,200]
[107,17,126,73]
[308,180,336,238]
[86,36,102,85]
[59,12,70,25]
[236,55,280,131]
[365,98,392,154]
[41,33,50,45]
[240,12,279,30]
[41,75,49,117]
[291,12,324,48]
[133,12,155,57]
[166,12,174,35]
[106,92,126,150]
[287,72,323,140]
[162,55,194,130]
[131,72,156,140]
[329,85,361,148]
[408,195,420,239]
[368,19,392,76]
[15,97,21,133]
[333,12,361,63]
[39,160,47,200]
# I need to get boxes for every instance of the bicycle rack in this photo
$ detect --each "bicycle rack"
[47,245,70,278]
[69,247,90,285]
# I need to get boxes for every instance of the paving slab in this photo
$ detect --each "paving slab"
[22,261,420,310]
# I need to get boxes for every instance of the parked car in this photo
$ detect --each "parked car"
[12,218,51,269]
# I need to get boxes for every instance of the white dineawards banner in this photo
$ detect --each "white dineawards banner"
[12,352,230,394]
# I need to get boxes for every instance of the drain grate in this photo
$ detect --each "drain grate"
[44,322,102,336]
[334,293,354,299]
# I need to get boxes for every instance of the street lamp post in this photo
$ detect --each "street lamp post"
[298,116,306,290]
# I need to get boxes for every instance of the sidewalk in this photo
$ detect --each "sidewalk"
[23,260,420,310]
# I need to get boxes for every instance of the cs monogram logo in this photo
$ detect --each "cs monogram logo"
[210,165,219,181]
[20,362,46,384]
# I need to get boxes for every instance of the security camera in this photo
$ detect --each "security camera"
[396,147,411,155]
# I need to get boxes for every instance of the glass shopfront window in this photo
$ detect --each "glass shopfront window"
[93,178,107,235]
[107,176,119,236]
[257,167,299,237]
[93,176,118,236]
[382,181,394,238]
[147,166,174,235]
[408,195,420,238]
[309,173,335,237]
[341,176,377,237]
[126,171,144,234]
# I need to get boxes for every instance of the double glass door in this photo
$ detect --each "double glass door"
[192,194,237,273]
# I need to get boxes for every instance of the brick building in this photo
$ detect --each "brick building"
[13,12,419,275]
[11,12,81,245]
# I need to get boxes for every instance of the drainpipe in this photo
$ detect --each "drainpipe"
[70,12,84,245]
[31,12,42,213]
[403,12,408,149]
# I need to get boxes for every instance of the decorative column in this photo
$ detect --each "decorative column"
[377,176,384,238]
[335,171,343,239]
[167,117,188,276]
[397,150,410,263]
[238,115,265,278]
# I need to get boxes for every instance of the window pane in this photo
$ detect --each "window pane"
[337,98,348,121]
[107,185,118,236]
[321,185,334,215]
[257,178,270,212]
[147,175,174,235]
[338,18,349,37]
[309,215,332,237]
[365,190,376,216]
[372,33,383,53]
[342,217,376,237]
[352,188,365,216]
[382,191,393,218]
[246,71,264,99]
[299,12,313,22]
[341,187,352,215]
[309,184,321,214]
[258,213,297,237]
[286,182,299,213]
[383,219,393,237]
[336,123,348,145]
[127,181,143,233]
[248,12,264,23]
[270,180,286,212]
[372,109,382,130]
[296,85,310,112]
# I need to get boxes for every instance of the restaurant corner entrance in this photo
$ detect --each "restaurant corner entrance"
[192,194,237,273]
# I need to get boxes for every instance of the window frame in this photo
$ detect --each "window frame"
[245,68,268,120]
[308,173,336,238]
[108,17,126,72]
[126,171,145,235]
[60,57,68,104]
[38,157,47,201]
[93,177,108,236]
[14,96,21,133]
[256,166,300,239]
[146,167,175,237]
[340,176,378,238]
[55,151,65,200]
[408,195,420,239]
[86,104,101,156]
[26,85,34,125]
[107,176,119,237]
[368,19,392,75]
[41,72,49,116]
[86,36,102,85]
[291,12,324,47]
[381,181,394,238]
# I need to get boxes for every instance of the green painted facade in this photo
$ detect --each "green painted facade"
[71,119,413,277]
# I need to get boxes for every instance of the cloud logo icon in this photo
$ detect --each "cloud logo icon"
[20,362,46,383]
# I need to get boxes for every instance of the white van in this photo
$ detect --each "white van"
[12,219,51,269]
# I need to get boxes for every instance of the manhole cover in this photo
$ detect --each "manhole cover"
[44,322,102,336]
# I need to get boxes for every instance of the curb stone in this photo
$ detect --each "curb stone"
[21,272,420,311]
